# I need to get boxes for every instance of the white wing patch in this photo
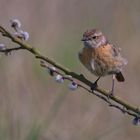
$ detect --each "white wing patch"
[90,59,95,71]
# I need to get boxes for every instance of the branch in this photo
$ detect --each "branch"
[0,23,140,124]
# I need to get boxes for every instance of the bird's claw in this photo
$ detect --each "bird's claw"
[90,82,98,91]
[107,91,114,100]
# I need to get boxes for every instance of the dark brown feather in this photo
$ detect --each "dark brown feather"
[115,72,125,82]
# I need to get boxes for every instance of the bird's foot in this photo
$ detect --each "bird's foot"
[107,90,114,100]
[90,81,98,91]
[90,77,101,92]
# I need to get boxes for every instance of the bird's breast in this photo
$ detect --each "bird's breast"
[78,45,115,76]
[78,47,103,76]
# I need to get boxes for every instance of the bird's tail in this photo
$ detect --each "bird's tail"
[115,72,125,82]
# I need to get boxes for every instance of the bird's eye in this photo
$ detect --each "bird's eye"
[92,36,97,39]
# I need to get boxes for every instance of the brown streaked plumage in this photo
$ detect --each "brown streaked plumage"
[79,29,127,95]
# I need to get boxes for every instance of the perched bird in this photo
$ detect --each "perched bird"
[78,29,127,95]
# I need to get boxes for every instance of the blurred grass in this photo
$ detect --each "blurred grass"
[26,123,41,140]
[0,0,140,140]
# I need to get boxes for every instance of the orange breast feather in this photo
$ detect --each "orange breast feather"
[93,44,120,67]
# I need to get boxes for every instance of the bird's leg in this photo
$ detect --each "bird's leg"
[90,77,100,91]
[110,74,115,95]
[107,74,115,99]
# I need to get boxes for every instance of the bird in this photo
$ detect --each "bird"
[78,29,127,95]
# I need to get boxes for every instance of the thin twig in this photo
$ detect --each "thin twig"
[0,25,140,119]
[0,46,24,53]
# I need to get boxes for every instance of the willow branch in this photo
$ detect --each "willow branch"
[0,25,140,120]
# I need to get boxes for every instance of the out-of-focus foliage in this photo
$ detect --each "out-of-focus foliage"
[0,0,140,139]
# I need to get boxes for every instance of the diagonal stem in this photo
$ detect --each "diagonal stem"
[0,25,140,118]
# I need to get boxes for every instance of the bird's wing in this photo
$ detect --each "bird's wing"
[110,44,121,57]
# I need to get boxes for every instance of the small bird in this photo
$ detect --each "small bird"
[78,29,127,95]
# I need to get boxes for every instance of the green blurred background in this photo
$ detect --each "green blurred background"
[0,0,140,139]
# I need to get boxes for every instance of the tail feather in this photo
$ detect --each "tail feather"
[115,72,125,82]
